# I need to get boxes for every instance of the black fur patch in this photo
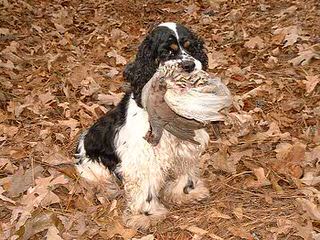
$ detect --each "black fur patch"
[79,93,131,172]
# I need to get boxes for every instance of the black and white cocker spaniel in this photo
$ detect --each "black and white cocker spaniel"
[75,22,209,230]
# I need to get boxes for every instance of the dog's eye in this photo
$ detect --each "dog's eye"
[183,41,191,49]
[169,43,179,51]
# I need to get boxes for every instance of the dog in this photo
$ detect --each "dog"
[75,22,209,230]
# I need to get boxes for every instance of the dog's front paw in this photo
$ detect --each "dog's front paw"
[164,178,209,205]
[123,205,168,230]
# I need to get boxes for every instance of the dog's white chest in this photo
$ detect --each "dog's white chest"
[115,94,209,179]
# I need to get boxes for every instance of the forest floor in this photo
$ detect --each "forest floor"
[0,0,320,239]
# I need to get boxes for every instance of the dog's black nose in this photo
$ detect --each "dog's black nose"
[181,61,195,73]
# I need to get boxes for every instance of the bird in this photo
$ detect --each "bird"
[143,67,204,146]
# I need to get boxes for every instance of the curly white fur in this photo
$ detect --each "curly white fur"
[76,94,210,229]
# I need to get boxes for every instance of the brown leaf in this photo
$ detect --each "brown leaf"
[0,186,16,204]
[20,210,57,240]
[208,50,228,69]
[303,75,320,94]
[227,227,254,239]
[273,26,304,47]
[46,226,63,240]
[58,118,79,132]
[244,36,265,49]
[7,101,30,118]
[233,206,243,220]
[297,198,320,220]
[210,208,231,219]
[68,65,90,89]
[289,46,320,66]
[0,157,18,173]
[80,77,101,97]
[97,92,124,106]
[54,163,79,180]
[212,148,236,174]
[226,112,254,137]
[5,166,43,198]
[273,142,305,178]
[44,151,73,165]
[100,221,136,239]
[229,149,253,164]
[269,218,296,235]
[0,124,19,138]
[38,91,56,105]
[245,167,271,188]
[132,234,154,240]
[107,49,127,65]
[187,226,208,235]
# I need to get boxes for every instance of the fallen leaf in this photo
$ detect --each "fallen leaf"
[212,149,236,174]
[303,75,320,94]
[80,77,101,97]
[210,208,231,219]
[245,167,271,188]
[273,142,305,178]
[97,92,124,106]
[226,112,254,137]
[187,226,208,235]
[208,233,224,240]
[38,91,56,105]
[99,221,136,239]
[227,227,254,239]
[244,36,265,49]
[132,234,154,240]
[273,26,304,47]
[0,124,19,138]
[294,221,314,240]
[289,46,320,66]
[58,118,79,132]
[233,206,243,220]
[297,198,320,220]
[6,166,43,198]
[229,149,253,164]
[0,157,18,173]
[269,218,296,236]
[276,6,297,18]
[208,50,228,69]
[107,49,127,65]
[46,226,63,240]
[68,65,90,89]
[0,186,16,204]
[301,171,320,186]
[20,210,57,240]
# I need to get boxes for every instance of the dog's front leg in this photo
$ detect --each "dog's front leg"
[163,168,209,205]
[120,153,168,230]
[163,129,210,205]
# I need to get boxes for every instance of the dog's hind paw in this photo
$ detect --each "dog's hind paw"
[123,205,168,230]
[164,178,209,205]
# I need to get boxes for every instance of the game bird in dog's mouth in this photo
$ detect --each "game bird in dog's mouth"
[142,61,232,146]
[75,22,232,230]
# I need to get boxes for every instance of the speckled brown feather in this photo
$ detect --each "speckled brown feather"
[145,75,204,146]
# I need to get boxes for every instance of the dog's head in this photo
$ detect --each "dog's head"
[124,22,208,106]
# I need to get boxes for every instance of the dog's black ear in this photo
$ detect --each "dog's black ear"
[123,36,158,107]
[189,35,208,71]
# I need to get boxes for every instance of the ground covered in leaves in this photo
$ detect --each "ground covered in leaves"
[0,0,320,239]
